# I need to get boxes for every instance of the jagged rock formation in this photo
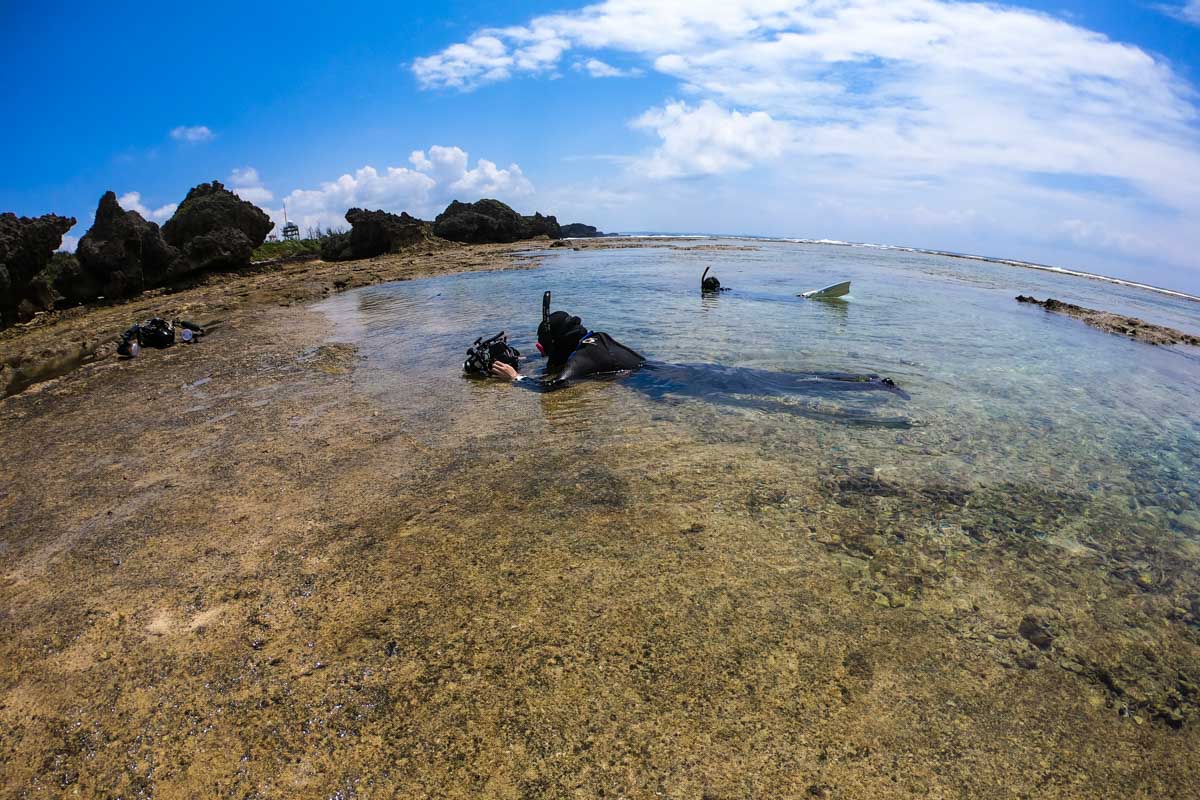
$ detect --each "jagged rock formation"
[336,208,436,261]
[0,212,77,327]
[75,192,183,301]
[162,180,273,250]
[560,223,603,238]
[433,199,561,244]
[33,182,274,316]
[162,180,273,274]
[318,209,437,262]
[1016,295,1200,346]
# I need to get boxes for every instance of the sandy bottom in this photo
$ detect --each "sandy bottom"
[0,244,1198,799]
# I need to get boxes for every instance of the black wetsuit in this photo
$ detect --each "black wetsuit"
[516,331,645,392]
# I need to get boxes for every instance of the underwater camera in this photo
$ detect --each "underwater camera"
[463,331,521,377]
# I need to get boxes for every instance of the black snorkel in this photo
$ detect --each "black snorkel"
[537,291,588,366]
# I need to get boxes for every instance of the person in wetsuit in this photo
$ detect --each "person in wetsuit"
[489,292,644,389]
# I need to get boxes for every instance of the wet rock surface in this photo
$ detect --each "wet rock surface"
[433,198,562,243]
[0,212,76,327]
[1016,295,1200,346]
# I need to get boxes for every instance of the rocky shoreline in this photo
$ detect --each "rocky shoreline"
[1,240,1198,798]
[1,184,598,332]
[0,239,546,398]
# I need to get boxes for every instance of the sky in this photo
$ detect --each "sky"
[3,1,1200,292]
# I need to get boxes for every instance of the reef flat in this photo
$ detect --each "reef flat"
[1,239,1198,798]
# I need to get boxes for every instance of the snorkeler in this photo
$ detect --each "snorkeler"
[488,292,644,389]
[482,291,909,427]
[701,266,729,293]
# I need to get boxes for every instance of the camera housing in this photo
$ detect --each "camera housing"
[463,331,520,377]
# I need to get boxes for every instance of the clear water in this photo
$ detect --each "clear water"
[316,238,1200,725]
[319,239,1200,515]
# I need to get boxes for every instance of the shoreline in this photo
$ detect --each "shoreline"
[598,233,1200,304]
[0,240,547,398]
[1,239,1198,797]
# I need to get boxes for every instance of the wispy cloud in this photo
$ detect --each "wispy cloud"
[1160,1,1200,25]
[412,0,1200,285]
[170,125,214,143]
[574,58,642,78]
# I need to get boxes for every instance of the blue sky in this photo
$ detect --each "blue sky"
[3,1,1200,292]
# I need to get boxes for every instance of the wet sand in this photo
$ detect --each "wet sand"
[1,242,1198,798]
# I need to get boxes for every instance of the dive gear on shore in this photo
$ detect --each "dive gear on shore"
[116,318,206,358]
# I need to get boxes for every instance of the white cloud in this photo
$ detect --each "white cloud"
[575,58,642,78]
[631,100,790,177]
[263,145,534,234]
[170,125,214,143]
[228,167,274,205]
[230,167,260,187]
[56,233,79,254]
[413,0,1200,288]
[118,191,177,222]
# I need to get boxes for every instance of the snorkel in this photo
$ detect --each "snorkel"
[536,291,550,356]
[536,291,587,366]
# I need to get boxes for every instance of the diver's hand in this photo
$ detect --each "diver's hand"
[490,362,519,381]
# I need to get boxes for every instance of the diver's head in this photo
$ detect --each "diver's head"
[537,304,587,366]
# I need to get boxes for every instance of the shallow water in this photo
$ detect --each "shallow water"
[317,238,1200,735]
[319,239,1200,523]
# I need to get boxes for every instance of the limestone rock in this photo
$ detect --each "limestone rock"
[182,227,255,273]
[0,211,76,326]
[433,199,562,244]
[75,191,181,300]
[341,208,435,260]
[162,180,273,251]
[560,222,603,237]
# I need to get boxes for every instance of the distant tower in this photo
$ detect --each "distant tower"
[281,201,300,241]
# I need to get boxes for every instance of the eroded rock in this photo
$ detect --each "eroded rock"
[560,223,603,237]
[162,180,273,252]
[433,199,561,244]
[1016,295,1200,346]
[346,208,435,259]
[0,211,76,326]
[75,192,182,301]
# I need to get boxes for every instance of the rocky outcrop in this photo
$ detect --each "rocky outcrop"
[75,192,182,301]
[0,212,76,326]
[181,226,256,273]
[162,180,273,253]
[433,199,561,244]
[340,208,436,261]
[560,223,603,238]
[42,183,275,314]
[1016,295,1200,346]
